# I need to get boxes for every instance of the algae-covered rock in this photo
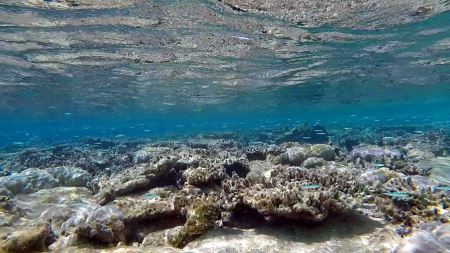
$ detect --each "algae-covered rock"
[0,223,54,253]
[114,198,178,224]
[306,144,335,161]
[183,166,227,187]
[283,144,335,166]
[361,168,400,186]
[302,157,326,169]
[246,160,273,183]
[0,195,22,227]
[168,198,220,248]
[285,147,307,165]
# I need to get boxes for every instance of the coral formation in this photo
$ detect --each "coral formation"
[0,126,448,251]
[221,166,361,222]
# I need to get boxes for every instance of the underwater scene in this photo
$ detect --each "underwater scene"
[0,0,450,252]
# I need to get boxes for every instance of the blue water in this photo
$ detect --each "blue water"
[0,2,449,147]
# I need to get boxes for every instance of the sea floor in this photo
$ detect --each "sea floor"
[0,124,449,252]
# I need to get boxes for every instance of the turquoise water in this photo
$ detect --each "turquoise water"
[0,1,449,146]
[1,2,450,251]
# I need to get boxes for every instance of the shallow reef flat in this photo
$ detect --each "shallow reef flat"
[0,125,449,252]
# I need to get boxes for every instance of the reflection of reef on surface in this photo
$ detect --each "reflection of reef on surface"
[0,125,449,252]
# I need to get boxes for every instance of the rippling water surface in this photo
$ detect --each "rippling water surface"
[0,0,449,146]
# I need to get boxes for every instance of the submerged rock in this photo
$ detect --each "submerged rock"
[302,157,326,169]
[361,168,400,186]
[61,205,125,244]
[0,168,59,196]
[97,158,178,205]
[285,146,307,165]
[306,144,335,161]
[283,144,335,166]
[246,160,273,183]
[45,166,92,188]
[183,166,227,187]
[0,223,54,253]
[351,145,402,162]
[133,150,151,164]
[394,229,449,253]
[0,196,22,227]
[168,198,220,248]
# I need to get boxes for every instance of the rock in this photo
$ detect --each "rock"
[133,150,151,164]
[13,187,96,222]
[0,196,22,227]
[351,145,402,162]
[394,230,449,253]
[410,175,438,190]
[141,229,168,247]
[61,205,125,244]
[97,158,178,205]
[0,223,54,253]
[0,168,59,196]
[45,166,92,188]
[361,168,400,185]
[285,147,307,165]
[114,198,178,224]
[302,157,326,169]
[306,144,335,161]
[168,198,220,248]
[433,223,450,248]
[37,206,74,234]
[246,160,273,183]
[183,166,227,187]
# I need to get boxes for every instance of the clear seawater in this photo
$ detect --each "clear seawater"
[0,1,449,147]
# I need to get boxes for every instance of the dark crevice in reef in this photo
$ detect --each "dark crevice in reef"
[224,160,250,177]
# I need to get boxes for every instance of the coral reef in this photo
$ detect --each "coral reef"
[0,126,448,252]
[221,166,361,222]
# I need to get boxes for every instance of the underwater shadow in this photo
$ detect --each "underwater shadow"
[217,210,384,244]
[260,211,383,244]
